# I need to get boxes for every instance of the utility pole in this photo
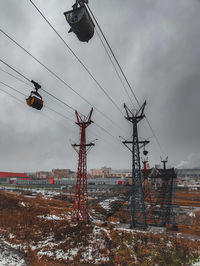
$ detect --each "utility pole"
[160,156,168,170]
[72,108,95,222]
[122,101,149,229]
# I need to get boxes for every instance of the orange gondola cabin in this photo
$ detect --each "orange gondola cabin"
[26,80,43,110]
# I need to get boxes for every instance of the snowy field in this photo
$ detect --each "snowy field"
[0,240,26,266]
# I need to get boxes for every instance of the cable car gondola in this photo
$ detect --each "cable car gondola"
[26,80,43,110]
[64,0,95,43]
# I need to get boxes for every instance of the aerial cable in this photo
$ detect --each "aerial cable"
[44,105,74,123]
[93,122,122,144]
[41,88,76,113]
[0,58,30,83]
[28,1,163,153]
[95,27,135,108]
[86,4,165,155]
[0,81,117,145]
[0,58,124,144]
[0,80,27,97]
[0,58,76,113]
[85,3,140,107]
[0,28,123,131]
[0,78,122,144]
[28,0,124,116]
[0,66,75,116]
[0,80,74,122]
[0,67,32,88]
[145,118,164,155]
[0,87,71,130]
[0,87,25,105]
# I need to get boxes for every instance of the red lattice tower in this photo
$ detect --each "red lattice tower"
[72,108,94,222]
[142,157,148,171]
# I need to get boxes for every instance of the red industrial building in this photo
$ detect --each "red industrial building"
[0,172,30,184]
[0,172,28,178]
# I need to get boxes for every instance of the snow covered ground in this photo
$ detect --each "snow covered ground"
[0,240,26,266]
[99,197,118,211]
[192,260,200,266]
[0,186,60,198]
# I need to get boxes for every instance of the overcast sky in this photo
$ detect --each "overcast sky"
[0,0,200,172]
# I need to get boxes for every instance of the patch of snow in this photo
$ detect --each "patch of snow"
[37,214,64,221]
[99,197,118,211]
[192,259,200,266]
[38,250,54,258]
[9,233,15,239]
[0,240,26,266]
[166,241,173,248]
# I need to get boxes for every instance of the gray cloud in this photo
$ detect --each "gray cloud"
[0,0,200,171]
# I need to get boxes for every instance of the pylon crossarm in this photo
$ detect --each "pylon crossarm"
[75,110,81,124]
[122,141,132,152]
[136,100,146,117]
[86,107,93,123]
[124,104,132,119]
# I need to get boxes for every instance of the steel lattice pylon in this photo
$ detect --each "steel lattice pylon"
[72,108,94,222]
[142,168,178,228]
[123,101,148,229]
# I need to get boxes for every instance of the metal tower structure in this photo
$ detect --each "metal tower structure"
[160,156,168,170]
[122,101,149,229]
[147,168,177,227]
[142,157,148,171]
[72,108,94,222]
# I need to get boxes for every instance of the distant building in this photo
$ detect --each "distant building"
[90,167,131,179]
[51,169,75,179]
[0,171,29,184]
[0,172,28,178]
[36,171,51,179]
[109,171,131,178]
[176,169,200,188]
[176,168,200,180]
[155,164,162,169]
[90,167,113,178]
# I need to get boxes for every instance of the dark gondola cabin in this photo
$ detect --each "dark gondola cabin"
[64,5,95,42]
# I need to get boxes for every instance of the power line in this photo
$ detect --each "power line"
[144,117,164,155]
[28,0,124,116]
[94,122,121,143]
[0,58,30,83]
[0,87,70,130]
[0,80,74,122]
[44,105,74,123]
[0,86,118,160]
[86,4,165,155]
[0,81,121,147]
[0,77,123,145]
[0,80,27,97]
[0,28,123,131]
[29,0,164,154]
[95,27,135,108]
[86,3,140,107]
[0,67,32,88]
[0,87,24,104]
[27,1,162,153]
[0,57,77,113]
[0,64,75,116]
